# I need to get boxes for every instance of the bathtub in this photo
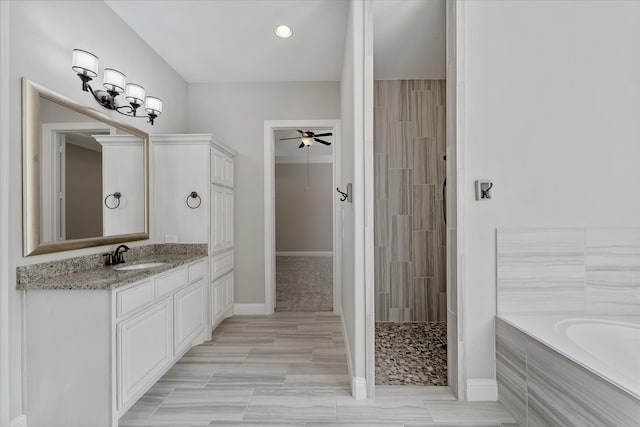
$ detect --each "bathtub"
[499,314,640,398]
[495,314,640,426]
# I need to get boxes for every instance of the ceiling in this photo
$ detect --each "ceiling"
[106,0,445,83]
[105,0,349,83]
[373,0,446,80]
[275,129,333,164]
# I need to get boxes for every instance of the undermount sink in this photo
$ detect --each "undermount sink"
[114,262,167,271]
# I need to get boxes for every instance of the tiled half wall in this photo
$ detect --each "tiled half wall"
[497,228,640,315]
[374,80,446,322]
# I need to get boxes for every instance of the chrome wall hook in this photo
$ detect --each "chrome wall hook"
[336,183,352,203]
[186,191,202,209]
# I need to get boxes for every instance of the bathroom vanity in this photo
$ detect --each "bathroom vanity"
[17,245,217,427]
[19,81,237,427]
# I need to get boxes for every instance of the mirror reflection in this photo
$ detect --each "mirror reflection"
[23,80,149,256]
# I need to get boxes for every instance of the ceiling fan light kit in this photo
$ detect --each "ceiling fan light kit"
[279,130,334,148]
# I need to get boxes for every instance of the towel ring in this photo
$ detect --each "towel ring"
[186,191,202,209]
[104,192,121,209]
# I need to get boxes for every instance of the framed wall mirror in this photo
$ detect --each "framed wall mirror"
[23,79,149,256]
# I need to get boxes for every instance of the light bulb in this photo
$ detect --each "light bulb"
[274,25,293,38]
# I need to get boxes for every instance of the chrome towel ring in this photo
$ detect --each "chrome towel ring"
[104,192,121,209]
[186,191,202,209]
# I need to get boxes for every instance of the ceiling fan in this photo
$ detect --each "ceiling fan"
[280,130,333,148]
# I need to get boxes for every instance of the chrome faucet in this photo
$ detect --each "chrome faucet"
[113,245,130,265]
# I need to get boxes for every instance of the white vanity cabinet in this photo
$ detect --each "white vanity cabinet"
[153,134,236,335]
[23,258,208,427]
[114,261,206,413]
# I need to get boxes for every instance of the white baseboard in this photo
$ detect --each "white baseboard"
[275,251,333,257]
[352,377,367,400]
[10,414,27,427]
[339,312,367,400]
[466,379,498,401]
[340,312,353,380]
[233,303,266,315]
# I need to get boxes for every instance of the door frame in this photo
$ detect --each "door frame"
[363,0,465,399]
[39,122,114,242]
[263,119,342,315]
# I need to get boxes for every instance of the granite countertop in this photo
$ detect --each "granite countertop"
[17,244,208,291]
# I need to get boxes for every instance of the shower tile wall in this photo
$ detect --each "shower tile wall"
[374,80,446,322]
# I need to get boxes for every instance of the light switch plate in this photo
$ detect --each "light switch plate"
[165,235,178,243]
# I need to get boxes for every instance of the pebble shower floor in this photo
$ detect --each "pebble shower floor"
[375,322,448,386]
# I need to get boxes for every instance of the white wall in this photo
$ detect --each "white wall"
[340,0,368,398]
[275,163,333,252]
[462,0,640,387]
[187,82,340,304]
[5,1,188,420]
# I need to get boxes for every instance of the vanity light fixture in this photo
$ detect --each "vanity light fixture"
[72,49,163,125]
[274,25,293,38]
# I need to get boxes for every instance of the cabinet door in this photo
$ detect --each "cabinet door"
[223,189,234,248]
[223,156,234,187]
[225,273,234,311]
[209,275,226,328]
[174,279,205,357]
[117,298,172,410]
[210,185,226,252]
[210,149,226,185]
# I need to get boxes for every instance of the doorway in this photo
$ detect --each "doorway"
[369,0,455,392]
[274,128,334,312]
[263,120,342,315]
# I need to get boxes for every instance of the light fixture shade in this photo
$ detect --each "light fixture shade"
[72,49,98,77]
[301,136,313,146]
[103,68,126,93]
[144,96,163,115]
[125,83,146,106]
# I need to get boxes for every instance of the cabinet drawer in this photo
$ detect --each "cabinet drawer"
[155,268,187,299]
[210,251,233,279]
[116,280,153,319]
[188,259,207,283]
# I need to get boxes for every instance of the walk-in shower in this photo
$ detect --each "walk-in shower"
[373,80,447,386]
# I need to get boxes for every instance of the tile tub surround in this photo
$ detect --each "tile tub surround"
[497,228,640,315]
[276,255,333,312]
[120,312,516,426]
[496,317,640,427]
[16,243,207,290]
[375,322,447,386]
[374,80,447,323]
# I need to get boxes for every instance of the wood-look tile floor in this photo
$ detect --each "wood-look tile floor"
[120,313,518,427]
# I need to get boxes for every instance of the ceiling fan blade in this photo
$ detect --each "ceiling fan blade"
[298,142,305,148]
[279,137,304,140]
[313,132,333,138]
[296,130,304,134]
[315,138,332,146]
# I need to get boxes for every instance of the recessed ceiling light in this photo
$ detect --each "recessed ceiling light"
[274,25,293,38]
